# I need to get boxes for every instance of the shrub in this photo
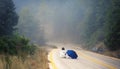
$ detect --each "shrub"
[0,35,36,56]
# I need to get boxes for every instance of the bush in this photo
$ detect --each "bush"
[0,35,37,69]
[0,35,36,56]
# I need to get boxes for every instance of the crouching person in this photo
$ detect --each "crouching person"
[59,47,66,58]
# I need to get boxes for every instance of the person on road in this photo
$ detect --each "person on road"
[59,47,71,58]
[59,47,66,58]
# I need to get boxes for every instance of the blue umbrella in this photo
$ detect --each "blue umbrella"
[66,50,78,59]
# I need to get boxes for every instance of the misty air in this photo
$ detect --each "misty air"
[0,0,120,69]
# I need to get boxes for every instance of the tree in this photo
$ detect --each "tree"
[0,0,18,36]
[17,8,45,45]
[104,0,120,51]
[78,0,111,48]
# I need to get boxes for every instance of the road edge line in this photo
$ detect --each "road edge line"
[49,49,58,69]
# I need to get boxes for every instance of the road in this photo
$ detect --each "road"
[48,43,120,69]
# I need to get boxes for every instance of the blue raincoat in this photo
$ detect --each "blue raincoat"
[66,50,78,59]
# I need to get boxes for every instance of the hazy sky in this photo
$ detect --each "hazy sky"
[13,0,89,42]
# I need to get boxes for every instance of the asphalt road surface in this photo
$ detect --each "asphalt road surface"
[48,43,120,69]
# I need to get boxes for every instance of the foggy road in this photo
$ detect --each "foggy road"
[48,43,120,69]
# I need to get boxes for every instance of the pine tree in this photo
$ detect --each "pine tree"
[0,0,18,36]
[104,0,120,51]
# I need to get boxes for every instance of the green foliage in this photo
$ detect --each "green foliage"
[78,0,110,47]
[81,0,120,51]
[0,0,37,69]
[104,0,120,51]
[0,35,36,69]
[0,35,36,56]
[0,0,18,36]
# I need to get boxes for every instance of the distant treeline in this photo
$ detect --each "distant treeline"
[17,8,46,45]
[75,0,120,51]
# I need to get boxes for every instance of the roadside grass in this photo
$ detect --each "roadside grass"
[0,47,49,69]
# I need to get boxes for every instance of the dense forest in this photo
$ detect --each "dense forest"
[53,0,120,52]
[79,0,120,52]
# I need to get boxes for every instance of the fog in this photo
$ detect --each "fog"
[13,0,94,44]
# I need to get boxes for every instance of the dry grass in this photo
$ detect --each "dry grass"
[0,47,49,69]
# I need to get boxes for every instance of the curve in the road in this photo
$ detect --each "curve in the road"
[49,49,58,69]
[49,49,117,69]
